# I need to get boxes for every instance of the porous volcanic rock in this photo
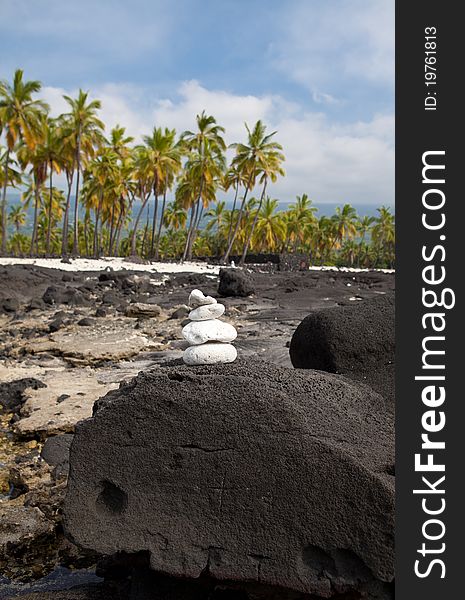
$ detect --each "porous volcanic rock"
[42,286,90,307]
[125,303,161,319]
[64,359,394,599]
[289,295,395,404]
[218,269,255,297]
[0,377,46,414]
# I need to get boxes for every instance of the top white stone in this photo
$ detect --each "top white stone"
[188,289,217,308]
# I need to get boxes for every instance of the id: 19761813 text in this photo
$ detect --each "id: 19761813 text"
[424,26,437,111]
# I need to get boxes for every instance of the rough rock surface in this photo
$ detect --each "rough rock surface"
[289,295,395,403]
[24,323,157,366]
[13,369,120,438]
[218,269,255,297]
[64,359,394,599]
[41,434,75,479]
[124,303,161,319]
[0,378,46,414]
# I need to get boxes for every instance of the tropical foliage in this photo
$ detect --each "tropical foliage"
[0,70,395,268]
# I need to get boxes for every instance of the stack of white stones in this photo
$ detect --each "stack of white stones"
[182,289,237,365]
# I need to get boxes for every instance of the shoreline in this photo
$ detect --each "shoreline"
[0,256,395,275]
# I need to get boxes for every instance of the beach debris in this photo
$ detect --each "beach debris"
[182,289,237,365]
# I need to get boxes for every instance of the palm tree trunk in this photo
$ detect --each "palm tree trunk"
[149,188,159,258]
[182,204,196,262]
[93,190,103,257]
[239,179,267,266]
[130,191,150,256]
[154,191,166,260]
[61,169,74,256]
[222,170,254,263]
[186,199,201,260]
[187,200,205,259]
[84,211,90,256]
[46,164,53,254]
[1,148,10,254]
[72,133,81,255]
[226,183,239,248]
[30,178,40,256]
[108,202,116,255]
[114,211,124,256]
[141,205,150,258]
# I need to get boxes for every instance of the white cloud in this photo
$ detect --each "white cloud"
[42,80,394,206]
[272,0,394,92]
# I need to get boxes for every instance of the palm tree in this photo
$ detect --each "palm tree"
[180,111,226,260]
[332,204,358,248]
[372,206,395,267]
[356,215,375,267]
[0,69,48,253]
[60,90,104,255]
[33,118,63,253]
[222,120,284,264]
[85,148,119,256]
[129,146,153,256]
[39,186,65,252]
[107,125,134,159]
[223,165,246,249]
[140,127,182,259]
[9,204,26,234]
[286,194,317,251]
[164,201,187,231]
[0,147,22,243]
[252,197,286,252]
[239,140,285,264]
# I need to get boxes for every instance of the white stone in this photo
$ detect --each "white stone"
[188,303,225,321]
[182,320,237,346]
[188,289,217,308]
[183,343,237,365]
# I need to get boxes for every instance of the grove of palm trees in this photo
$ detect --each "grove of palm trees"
[1,70,395,268]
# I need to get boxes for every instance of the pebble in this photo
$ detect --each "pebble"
[182,320,237,345]
[188,303,225,321]
[183,343,237,365]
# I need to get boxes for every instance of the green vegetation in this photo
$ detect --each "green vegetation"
[0,70,395,267]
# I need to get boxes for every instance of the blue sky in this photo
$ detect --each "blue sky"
[0,0,394,206]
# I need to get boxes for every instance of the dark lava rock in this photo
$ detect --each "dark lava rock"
[0,378,46,414]
[27,298,47,311]
[64,359,394,599]
[77,318,95,327]
[1,297,20,314]
[42,286,89,307]
[169,305,190,320]
[218,269,255,297]
[289,295,395,404]
[95,307,107,318]
[49,318,65,333]
[41,434,74,479]
[125,303,161,318]
[62,273,73,282]
[102,290,121,305]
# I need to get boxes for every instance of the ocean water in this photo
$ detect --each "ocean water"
[4,193,394,234]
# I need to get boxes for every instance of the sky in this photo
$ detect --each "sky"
[0,0,394,207]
